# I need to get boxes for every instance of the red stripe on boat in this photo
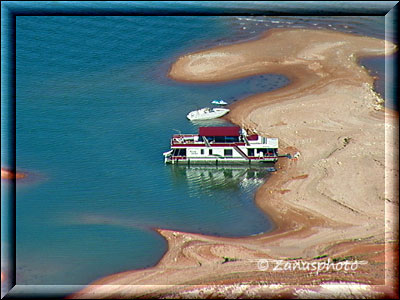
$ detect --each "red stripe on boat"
[247,135,258,140]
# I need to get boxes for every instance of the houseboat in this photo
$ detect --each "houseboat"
[163,126,278,164]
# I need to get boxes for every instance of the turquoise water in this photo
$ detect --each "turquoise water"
[4,14,394,289]
[14,16,285,286]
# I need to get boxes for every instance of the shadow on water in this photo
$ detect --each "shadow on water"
[188,118,231,127]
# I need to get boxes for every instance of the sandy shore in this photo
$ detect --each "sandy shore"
[72,29,398,298]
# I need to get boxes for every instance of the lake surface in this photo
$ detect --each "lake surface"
[1,13,394,291]
[13,16,283,286]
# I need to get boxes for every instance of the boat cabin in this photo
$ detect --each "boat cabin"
[163,126,278,164]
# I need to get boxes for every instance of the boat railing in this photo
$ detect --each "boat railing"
[242,135,251,146]
[171,134,203,145]
[203,137,211,147]
[170,134,276,147]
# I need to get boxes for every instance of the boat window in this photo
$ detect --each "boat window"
[267,148,276,156]
[248,149,255,156]
[207,136,240,143]
[201,149,204,155]
[180,148,186,156]
[209,149,213,155]
[257,149,268,155]
[225,136,239,143]
[224,149,233,156]
[174,148,186,156]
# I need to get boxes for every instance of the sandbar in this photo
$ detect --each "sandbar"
[72,29,398,298]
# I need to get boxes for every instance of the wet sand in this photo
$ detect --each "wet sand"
[72,29,398,298]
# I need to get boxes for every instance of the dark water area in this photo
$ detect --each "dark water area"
[359,55,398,110]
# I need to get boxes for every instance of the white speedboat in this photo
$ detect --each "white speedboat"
[186,107,230,121]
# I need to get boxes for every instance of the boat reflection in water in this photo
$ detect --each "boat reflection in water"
[169,164,275,197]
[166,164,276,236]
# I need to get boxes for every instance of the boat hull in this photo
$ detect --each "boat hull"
[187,108,230,121]
[165,157,278,165]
